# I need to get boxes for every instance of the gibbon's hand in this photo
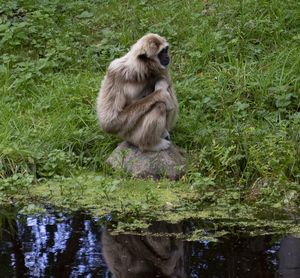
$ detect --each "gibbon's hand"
[155,79,169,91]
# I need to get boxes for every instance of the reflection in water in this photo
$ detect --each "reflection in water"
[102,222,187,278]
[0,209,300,277]
[278,236,300,277]
[0,211,107,277]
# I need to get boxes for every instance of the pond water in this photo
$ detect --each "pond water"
[0,209,300,278]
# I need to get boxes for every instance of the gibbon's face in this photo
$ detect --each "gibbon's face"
[158,46,170,67]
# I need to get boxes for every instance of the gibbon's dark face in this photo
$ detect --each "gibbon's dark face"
[158,46,169,67]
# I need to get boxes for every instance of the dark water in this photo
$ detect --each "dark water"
[0,209,300,278]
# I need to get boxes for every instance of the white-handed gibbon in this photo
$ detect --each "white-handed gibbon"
[96,33,178,151]
[102,223,187,277]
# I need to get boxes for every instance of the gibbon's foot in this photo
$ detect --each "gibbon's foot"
[146,139,171,151]
[161,130,171,141]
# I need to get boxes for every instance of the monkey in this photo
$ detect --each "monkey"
[96,33,178,151]
[101,222,188,277]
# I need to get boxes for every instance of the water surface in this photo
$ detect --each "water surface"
[0,209,300,277]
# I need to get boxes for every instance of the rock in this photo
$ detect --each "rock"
[106,141,186,180]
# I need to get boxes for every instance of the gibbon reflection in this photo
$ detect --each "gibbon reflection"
[102,222,188,278]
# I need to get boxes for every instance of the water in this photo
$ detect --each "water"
[0,209,300,277]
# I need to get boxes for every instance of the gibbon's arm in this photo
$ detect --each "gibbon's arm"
[165,85,179,131]
[118,89,167,132]
[98,88,127,134]
[155,78,178,112]
[113,90,127,113]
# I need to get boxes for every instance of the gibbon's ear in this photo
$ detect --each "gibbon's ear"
[138,53,148,61]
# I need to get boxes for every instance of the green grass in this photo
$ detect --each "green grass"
[0,0,300,216]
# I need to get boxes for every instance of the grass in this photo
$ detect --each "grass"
[0,0,300,226]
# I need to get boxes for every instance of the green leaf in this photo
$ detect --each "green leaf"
[77,11,93,19]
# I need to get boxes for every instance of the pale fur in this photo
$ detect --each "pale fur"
[101,223,187,277]
[96,33,178,151]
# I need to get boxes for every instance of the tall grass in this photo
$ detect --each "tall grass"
[0,0,299,193]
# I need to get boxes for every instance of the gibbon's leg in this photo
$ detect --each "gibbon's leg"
[165,87,178,131]
[125,102,170,151]
[154,80,178,132]
[166,109,178,131]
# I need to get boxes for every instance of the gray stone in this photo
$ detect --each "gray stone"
[107,142,186,180]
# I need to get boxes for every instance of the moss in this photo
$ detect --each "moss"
[3,172,299,238]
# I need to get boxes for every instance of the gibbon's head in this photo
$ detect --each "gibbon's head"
[132,33,170,69]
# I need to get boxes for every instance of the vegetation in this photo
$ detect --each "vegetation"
[0,0,299,232]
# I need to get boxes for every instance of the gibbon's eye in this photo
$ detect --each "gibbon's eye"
[161,46,169,53]
[158,47,170,67]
